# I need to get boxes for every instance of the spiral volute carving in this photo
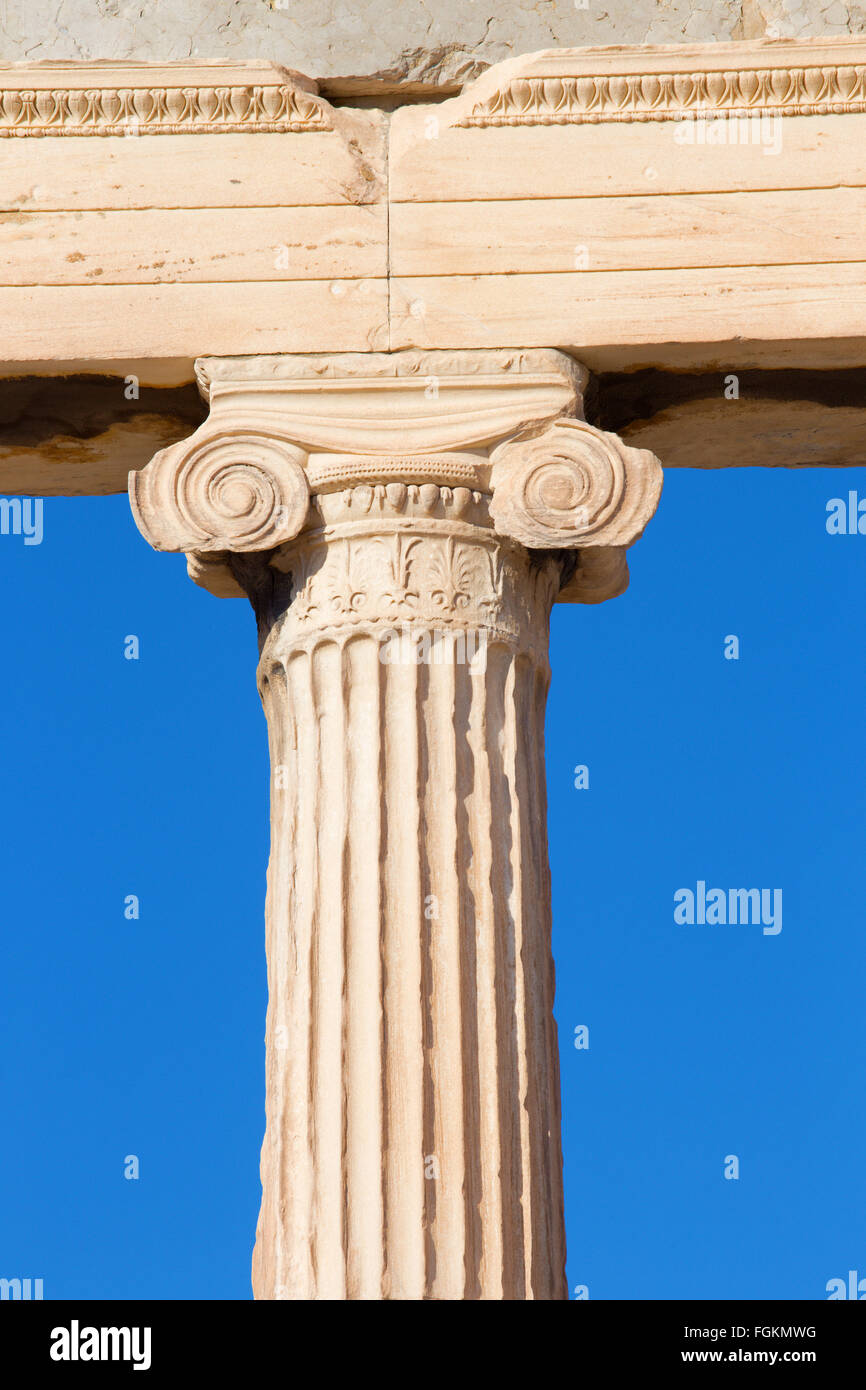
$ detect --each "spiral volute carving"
[490,419,662,550]
[130,427,310,553]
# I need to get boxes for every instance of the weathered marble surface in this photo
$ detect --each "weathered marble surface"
[1,1,862,89]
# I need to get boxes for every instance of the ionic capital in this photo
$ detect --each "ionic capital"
[129,349,662,605]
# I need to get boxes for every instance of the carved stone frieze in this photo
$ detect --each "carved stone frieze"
[0,80,330,137]
[456,57,866,127]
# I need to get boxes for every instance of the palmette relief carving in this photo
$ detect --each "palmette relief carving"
[490,418,663,551]
[270,484,561,656]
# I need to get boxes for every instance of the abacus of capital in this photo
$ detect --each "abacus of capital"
[130,348,662,1300]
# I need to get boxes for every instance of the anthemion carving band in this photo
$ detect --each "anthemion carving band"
[130,348,662,1300]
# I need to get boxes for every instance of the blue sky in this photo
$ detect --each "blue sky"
[1,460,863,1299]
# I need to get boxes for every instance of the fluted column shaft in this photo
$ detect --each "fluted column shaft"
[249,484,566,1300]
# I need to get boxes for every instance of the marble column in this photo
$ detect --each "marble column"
[129,349,662,1301]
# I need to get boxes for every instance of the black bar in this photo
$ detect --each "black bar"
[0,1299,861,1375]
